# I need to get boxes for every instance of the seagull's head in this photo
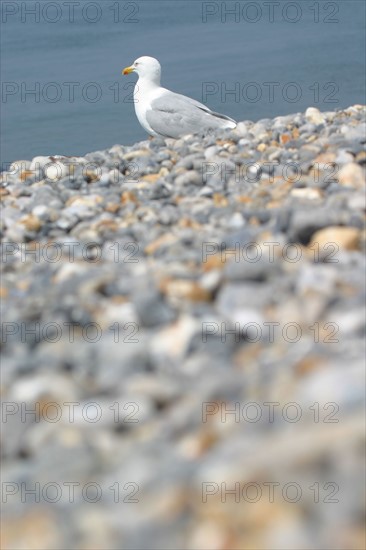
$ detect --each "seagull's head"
[122,56,161,83]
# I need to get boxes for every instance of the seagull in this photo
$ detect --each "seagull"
[122,56,237,139]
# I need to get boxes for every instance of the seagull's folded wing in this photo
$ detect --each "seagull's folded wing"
[146,90,236,139]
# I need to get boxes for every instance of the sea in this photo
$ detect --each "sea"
[1,0,365,164]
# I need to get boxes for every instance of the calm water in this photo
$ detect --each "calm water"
[1,0,365,164]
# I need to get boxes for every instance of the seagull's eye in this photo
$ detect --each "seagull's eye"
[135,62,139,66]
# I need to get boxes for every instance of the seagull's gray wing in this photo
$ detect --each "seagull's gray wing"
[146,90,236,139]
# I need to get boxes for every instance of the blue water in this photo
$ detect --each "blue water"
[1,0,365,164]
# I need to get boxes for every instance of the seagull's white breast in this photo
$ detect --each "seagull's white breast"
[134,82,162,137]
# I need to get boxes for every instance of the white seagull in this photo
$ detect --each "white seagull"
[122,56,237,139]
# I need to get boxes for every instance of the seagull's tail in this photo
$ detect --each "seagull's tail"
[223,118,237,130]
[210,110,237,129]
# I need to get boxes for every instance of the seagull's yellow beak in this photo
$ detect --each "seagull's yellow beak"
[122,66,134,75]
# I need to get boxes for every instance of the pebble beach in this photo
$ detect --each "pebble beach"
[1,105,365,549]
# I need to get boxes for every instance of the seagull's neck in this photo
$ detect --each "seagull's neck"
[137,75,161,93]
